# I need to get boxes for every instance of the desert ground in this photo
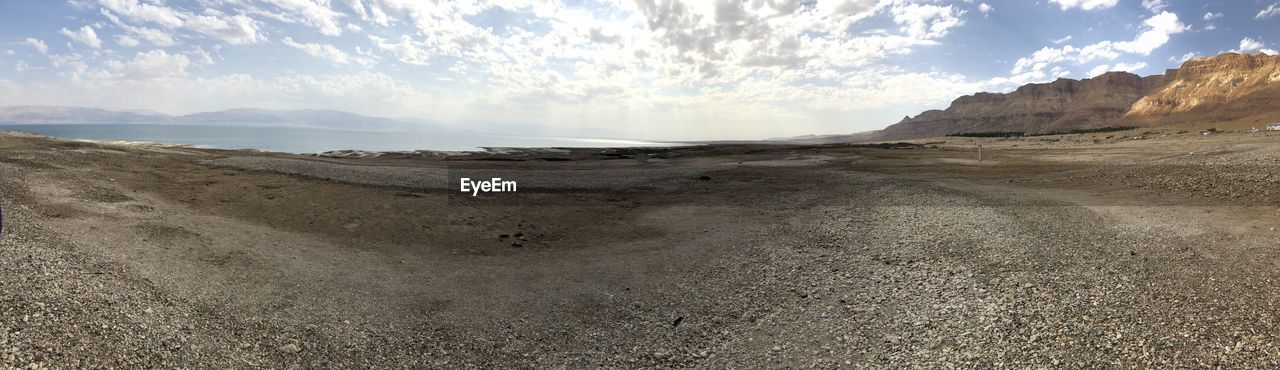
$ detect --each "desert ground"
[2,128,1280,368]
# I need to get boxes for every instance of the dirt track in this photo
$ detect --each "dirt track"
[2,130,1280,367]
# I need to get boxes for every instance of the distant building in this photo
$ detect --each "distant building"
[1269,123,1280,131]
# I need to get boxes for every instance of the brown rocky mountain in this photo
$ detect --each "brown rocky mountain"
[1125,53,1280,125]
[855,52,1280,141]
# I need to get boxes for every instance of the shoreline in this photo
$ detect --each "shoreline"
[0,123,692,155]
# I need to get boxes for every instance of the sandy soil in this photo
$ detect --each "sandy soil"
[2,129,1280,367]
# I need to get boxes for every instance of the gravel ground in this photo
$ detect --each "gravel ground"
[4,131,1280,367]
[205,156,710,192]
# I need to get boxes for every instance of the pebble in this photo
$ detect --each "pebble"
[278,344,301,354]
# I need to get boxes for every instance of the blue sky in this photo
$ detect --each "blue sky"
[0,0,1277,140]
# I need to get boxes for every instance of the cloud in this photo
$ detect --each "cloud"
[1170,52,1196,63]
[1086,61,1147,77]
[1238,37,1267,52]
[98,0,185,28]
[1052,35,1073,44]
[1112,61,1147,73]
[116,35,140,47]
[368,35,431,66]
[99,8,177,47]
[1258,3,1280,20]
[261,0,346,36]
[1204,12,1223,21]
[1047,0,1118,11]
[185,10,266,45]
[1140,0,1168,12]
[122,49,191,79]
[891,3,966,39]
[978,3,993,14]
[99,1,264,46]
[282,37,354,65]
[189,46,215,66]
[1112,11,1187,54]
[15,60,29,73]
[22,38,49,54]
[1012,12,1184,75]
[59,25,103,49]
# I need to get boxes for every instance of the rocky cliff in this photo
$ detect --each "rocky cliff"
[861,52,1280,141]
[1125,52,1280,123]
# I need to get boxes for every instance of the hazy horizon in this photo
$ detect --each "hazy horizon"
[1,1,1278,141]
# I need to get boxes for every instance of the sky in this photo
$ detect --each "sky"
[0,0,1277,140]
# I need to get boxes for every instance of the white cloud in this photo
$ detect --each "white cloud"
[59,25,103,49]
[1112,61,1147,73]
[98,0,186,28]
[22,38,49,54]
[368,35,431,66]
[100,8,177,46]
[890,4,966,39]
[1052,35,1073,44]
[1085,62,1143,77]
[189,46,215,66]
[99,2,265,46]
[1112,11,1187,54]
[1170,52,1196,63]
[15,60,29,72]
[1012,12,1183,76]
[282,37,352,65]
[1087,64,1110,77]
[978,3,993,14]
[261,0,346,36]
[185,10,266,45]
[1047,0,1118,11]
[122,49,191,79]
[1204,12,1223,21]
[1140,0,1168,12]
[1238,37,1267,52]
[1261,49,1279,56]
[116,35,140,47]
[1258,3,1280,20]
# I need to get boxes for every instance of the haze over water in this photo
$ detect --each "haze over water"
[0,124,679,153]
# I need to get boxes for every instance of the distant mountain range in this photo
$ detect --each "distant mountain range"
[0,106,430,131]
[0,106,627,138]
[834,52,1280,142]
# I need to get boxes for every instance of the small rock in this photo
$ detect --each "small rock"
[278,344,301,354]
[511,241,523,247]
[672,316,685,327]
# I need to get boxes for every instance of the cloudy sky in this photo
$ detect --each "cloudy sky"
[0,1,1277,140]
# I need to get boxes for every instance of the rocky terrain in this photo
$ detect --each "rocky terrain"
[859,52,1280,141]
[3,129,1280,367]
[1126,52,1280,126]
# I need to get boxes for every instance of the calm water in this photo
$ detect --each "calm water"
[0,124,679,153]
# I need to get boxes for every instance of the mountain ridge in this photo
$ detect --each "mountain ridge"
[854,52,1280,141]
[0,106,432,132]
